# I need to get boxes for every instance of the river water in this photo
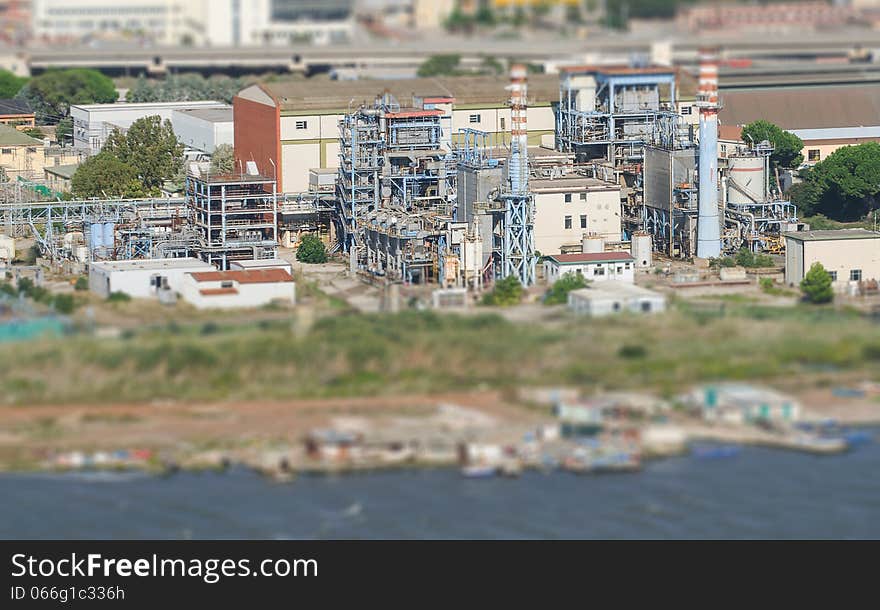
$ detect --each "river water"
[3,439,879,539]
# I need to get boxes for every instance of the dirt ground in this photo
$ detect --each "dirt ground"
[0,391,548,468]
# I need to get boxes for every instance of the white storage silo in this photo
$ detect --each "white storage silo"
[102,222,115,251]
[631,232,653,268]
[727,155,767,205]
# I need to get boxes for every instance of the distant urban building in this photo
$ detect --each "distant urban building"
[0,99,35,128]
[233,75,557,193]
[171,106,233,154]
[567,281,666,316]
[784,228,880,291]
[31,0,354,47]
[70,100,227,155]
[545,252,635,284]
[677,2,857,34]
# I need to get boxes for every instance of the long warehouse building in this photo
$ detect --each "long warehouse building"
[232,74,560,193]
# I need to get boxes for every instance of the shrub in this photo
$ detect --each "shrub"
[52,294,75,314]
[482,275,523,307]
[296,234,328,264]
[107,291,131,303]
[618,344,647,359]
[74,276,88,291]
[800,262,833,304]
[544,272,588,305]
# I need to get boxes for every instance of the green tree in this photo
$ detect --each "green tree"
[789,142,880,221]
[740,120,804,171]
[71,153,145,199]
[55,117,73,144]
[103,116,184,193]
[544,272,588,305]
[800,262,834,304]
[296,234,328,264]
[482,275,524,307]
[22,127,43,139]
[52,293,75,314]
[210,143,235,174]
[16,69,116,125]
[0,69,28,98]
[417,54,462,78]
[74,276,88,291]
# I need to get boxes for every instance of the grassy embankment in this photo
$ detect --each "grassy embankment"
[3,300,880,406]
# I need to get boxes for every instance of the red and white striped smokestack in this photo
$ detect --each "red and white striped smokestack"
[507,63,529,194]
[696,48,721,258]
[697,48,719,113]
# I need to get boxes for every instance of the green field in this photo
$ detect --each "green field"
[3,303,879,406]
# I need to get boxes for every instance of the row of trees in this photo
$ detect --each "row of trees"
[126,73,243,104]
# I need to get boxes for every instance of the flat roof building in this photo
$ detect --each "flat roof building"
[567,281,667,317]
[71,101,228,155]
[171,106,233,154]
[784,228,880,291]
[88,258,216,300]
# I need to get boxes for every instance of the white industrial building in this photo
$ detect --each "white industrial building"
[543,252,635,284]
[784,229,880,291]
[88,258,215,300]
[179,268,295,309]
[71,101,228,155]
[567,281,666,317]
[171,107,233,154]
[531,176,622,255]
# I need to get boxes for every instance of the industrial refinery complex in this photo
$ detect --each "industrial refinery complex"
[0,52,831,309]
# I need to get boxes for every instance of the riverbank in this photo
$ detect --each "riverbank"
[2,385,877,478]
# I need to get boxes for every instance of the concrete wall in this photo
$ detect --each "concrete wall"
[233,86,280,188]
[172,111,233,154]
[534,189,621,255]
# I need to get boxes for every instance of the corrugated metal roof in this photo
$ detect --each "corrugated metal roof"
[719,84,880,130]
[789,126,880,141]
[0,98,32,116]
[256,74,560,112]
[188,268,293,284]
[0,124,43,146]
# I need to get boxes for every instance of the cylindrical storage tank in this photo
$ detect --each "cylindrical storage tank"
[102,222,115,251]
[727,155,766,205]
[631,232,653,268]
[582,234,605,254]
[89,223,103,250]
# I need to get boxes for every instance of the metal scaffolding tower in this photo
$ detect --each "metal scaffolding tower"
[500,64,536,286]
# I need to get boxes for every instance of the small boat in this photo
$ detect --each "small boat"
[461,464,496,478]
[499,461,522,478]
[562,455,593,475]
[843,430,873,446]
[692,445,740,459]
